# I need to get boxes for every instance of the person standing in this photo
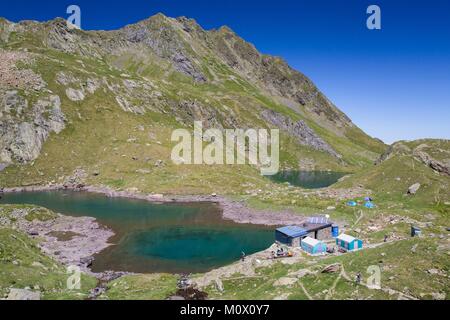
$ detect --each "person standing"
[356,272,362,284]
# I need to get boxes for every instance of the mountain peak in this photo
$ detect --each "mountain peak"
[217,25,235,34]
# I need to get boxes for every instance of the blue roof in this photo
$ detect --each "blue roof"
[276,226,307,238]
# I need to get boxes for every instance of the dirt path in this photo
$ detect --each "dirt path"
[353,209,364,227]
[299,282,313,300]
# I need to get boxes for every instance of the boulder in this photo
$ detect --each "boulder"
[321,263,340,273]
[27,230,39,236]
[431,292,446,300]
[407,183,421,195]
[167,295,186,300]
[155,160,164,167]
[80,256,94,267]
[6,288,40,300]
[65,88,85,101]
[273,277,298,287]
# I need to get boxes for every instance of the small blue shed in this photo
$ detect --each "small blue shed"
[336,233,363,251]
[275,226,307,247]
[301,236,327,255]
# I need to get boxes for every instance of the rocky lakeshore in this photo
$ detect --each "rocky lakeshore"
[0,204,114,273]
[1,184,311,226]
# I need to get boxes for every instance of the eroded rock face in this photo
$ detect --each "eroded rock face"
[122,15,206,82]
[170,100,239,129]
[261,109,341,158]
[413,145,450,176]
[0,91,65,164]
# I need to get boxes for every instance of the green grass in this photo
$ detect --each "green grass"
[205,238,449,300]
[100,274,178,300]
[0,204,58,222]
[335,153,450,207]
[0,227,97,300]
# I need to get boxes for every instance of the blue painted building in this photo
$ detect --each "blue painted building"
[336,234,363,251]
[275,226,307,247]
[301,236,327,255]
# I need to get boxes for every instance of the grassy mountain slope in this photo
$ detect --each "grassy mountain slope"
[0,14,385,194]
[335,139,450,208]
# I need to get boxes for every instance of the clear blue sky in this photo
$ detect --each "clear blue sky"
[2,0,449,143]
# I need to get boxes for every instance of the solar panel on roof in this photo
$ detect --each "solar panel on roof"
[308,216,329,224]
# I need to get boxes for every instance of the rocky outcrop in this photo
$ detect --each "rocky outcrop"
[375,142,411,164]
[376,141,450,176]
[261,109,341,158]
[0,91,65,164]
[412,145,450,176]
[57,71,102,102]
[121,14,206,82]
[170,100,239,129]
[115,96,145,114]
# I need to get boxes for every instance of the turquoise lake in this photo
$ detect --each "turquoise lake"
[269,171,347,189]
[0,191,274,274]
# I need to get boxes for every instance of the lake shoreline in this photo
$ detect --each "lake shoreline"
[1,185,291,281]
[1,184,307,226]
[0,184,355,285]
